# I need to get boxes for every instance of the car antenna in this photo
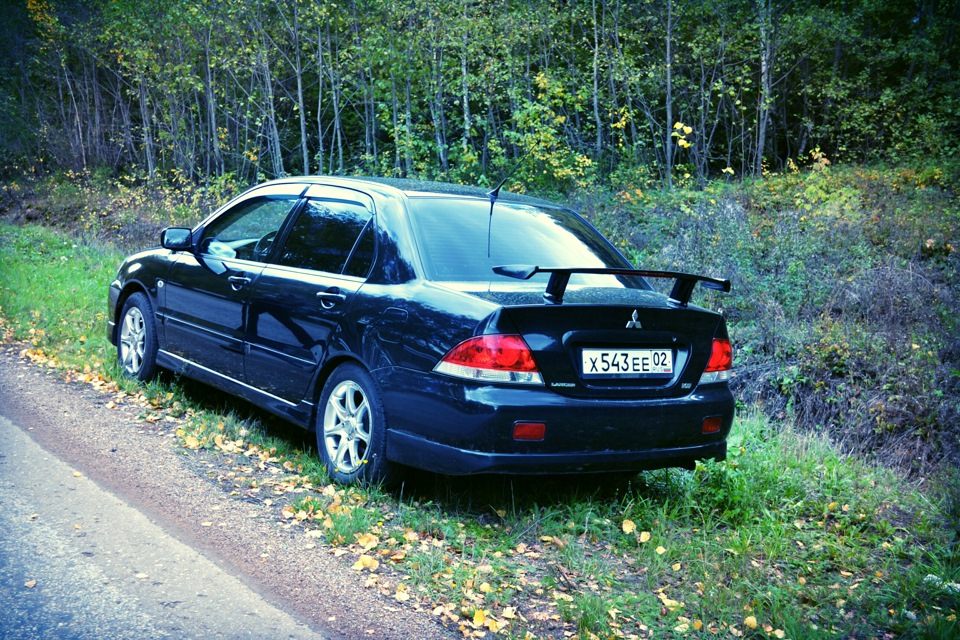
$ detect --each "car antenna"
[486,147,533,257]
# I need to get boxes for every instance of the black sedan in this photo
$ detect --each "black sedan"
[108,177,734,485]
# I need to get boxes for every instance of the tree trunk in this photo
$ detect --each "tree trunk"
[664,0,675,190]
[139,77,155,179]
[755,0,773,176]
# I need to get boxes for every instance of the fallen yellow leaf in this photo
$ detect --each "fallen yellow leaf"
[622,519,637,534]
[639,531,651,543]
[744,616,758,630]
[355,532,379,550]
[656,591,682,610]
[541,535,565,548]
[352,555,380,572]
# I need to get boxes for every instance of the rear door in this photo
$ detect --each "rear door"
[244,186,376,402]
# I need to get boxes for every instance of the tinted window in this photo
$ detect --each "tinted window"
[278,199,373,275]
[343,221,376,278]
[408,197,645,287]
[200,196,298,262]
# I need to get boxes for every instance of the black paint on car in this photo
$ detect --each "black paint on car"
[108,177,734,485]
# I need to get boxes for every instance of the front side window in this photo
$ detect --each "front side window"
[277,199,373,275]
[201,196,298,262]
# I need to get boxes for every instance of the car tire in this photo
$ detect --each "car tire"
[117,292,159,382]
[317,363,396,486]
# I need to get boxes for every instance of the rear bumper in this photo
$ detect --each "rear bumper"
[388,431,726,475]
[379,368,733,476]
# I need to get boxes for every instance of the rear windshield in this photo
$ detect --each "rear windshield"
[407,196,649,289]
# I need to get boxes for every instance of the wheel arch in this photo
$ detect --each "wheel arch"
[308,354,375,432]
[112,282,151,344]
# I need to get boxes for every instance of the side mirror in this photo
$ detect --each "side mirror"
[161,227,193,251]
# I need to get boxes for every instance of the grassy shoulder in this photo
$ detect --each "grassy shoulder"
[1,163,959,638]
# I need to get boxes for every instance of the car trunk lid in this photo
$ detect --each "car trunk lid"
[449,284,725,399]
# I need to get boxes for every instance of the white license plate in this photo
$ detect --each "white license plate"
[581,348,673,378]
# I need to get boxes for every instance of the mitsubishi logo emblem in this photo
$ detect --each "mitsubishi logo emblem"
[625,310,642,329]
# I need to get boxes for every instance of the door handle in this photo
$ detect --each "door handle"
[227,275,251,290]
[316,288,346,309]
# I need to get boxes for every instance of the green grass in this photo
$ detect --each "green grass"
[1,166,959,638]
[0,224,119,371]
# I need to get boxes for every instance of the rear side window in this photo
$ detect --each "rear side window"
[277,199,373,275]
[408,197,646,288]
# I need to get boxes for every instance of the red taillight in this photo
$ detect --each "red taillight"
[699,338,732,385]
[705,338,732,372]
[444,335,538,371]
[435,335,543,385]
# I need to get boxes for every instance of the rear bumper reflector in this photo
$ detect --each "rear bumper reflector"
[513,422,546,441]
[702,416,723,434]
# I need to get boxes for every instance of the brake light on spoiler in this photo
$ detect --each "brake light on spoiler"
[492,265,731,306]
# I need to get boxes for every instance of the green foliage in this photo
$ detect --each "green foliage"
[4,0,959,187]
[586,160,960,472]
[0,223,119,372]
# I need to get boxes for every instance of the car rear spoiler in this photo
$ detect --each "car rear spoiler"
[492,265,731,306]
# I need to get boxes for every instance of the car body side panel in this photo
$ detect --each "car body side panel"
[107,248,178,345]
[154,348,316,428]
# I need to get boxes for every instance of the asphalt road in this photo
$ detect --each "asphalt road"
[0,344,456,640]
[0,413,325,640]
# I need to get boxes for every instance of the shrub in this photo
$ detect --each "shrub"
[589,163,960,474]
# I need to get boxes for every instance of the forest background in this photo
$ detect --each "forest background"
[2,0,958,189]
[1,0,959,471]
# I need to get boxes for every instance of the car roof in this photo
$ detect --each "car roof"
[258,176,558,208]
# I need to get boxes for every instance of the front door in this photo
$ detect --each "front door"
[163,190,300,381]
